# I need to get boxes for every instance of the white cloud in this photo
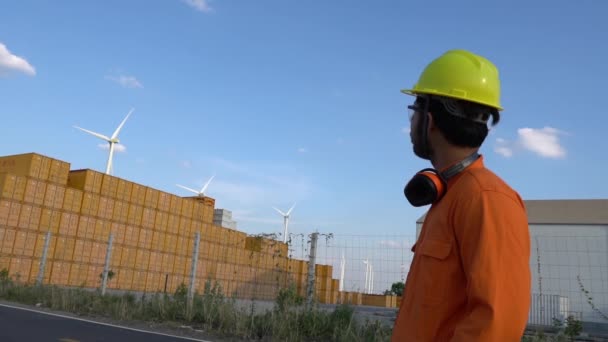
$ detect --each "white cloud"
[105,74,143,88]
[494,138,513,157]
[181,160,192,168]
[402,126,410,134]
[494,126,567,159]
[0,42,35,76]
[98,143,127,153]
[517,127,566,159]
[297,147,308,153]
[183,0,213,12]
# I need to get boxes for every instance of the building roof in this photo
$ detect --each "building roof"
[416,199,608,225]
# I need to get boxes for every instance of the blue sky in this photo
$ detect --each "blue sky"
[1,0,607,242]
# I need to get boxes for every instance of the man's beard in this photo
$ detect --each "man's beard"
[411,119,433,160]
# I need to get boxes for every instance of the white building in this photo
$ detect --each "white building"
[213,208,238,230]
[416,199,608,327]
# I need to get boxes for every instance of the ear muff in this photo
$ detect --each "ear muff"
[403,168,447,207]
[403,152,480,207]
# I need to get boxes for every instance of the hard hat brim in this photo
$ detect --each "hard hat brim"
[400,89,503,111]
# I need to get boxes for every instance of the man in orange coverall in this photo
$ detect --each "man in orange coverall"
[392,49,531,341]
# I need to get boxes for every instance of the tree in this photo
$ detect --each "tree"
[384,281,404,296]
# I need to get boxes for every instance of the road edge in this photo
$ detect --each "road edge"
[0,302,214,342]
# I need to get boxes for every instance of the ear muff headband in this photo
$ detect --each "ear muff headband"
[404,152,480,207]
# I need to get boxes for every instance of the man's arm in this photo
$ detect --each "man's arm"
[450,190,531,342]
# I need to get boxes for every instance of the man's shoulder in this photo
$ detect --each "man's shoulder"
[454,166,523,204]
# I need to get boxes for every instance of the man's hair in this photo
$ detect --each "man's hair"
[422,96,500,148]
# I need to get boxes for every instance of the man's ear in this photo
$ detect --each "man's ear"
[426,112,436,132]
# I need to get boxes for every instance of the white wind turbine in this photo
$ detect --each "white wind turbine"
[339,252,346,291]
[74,108,134,175]
[363,259,370,293]
[272,203,296,243]
[176,175,215,197]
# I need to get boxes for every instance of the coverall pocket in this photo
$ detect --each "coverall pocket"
[417,239,452,306]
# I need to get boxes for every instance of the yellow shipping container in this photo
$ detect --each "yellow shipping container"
[110,243,123,269]
[116,178,133,202]
[144,187,159,209]
[145,272,161,292]
[68,263,88,286]
[12,231,37,257]
[142,208,156,229]
[117,268,134,289]
[130,183,146,205]
[112,200,128,223]
[124,225,140,247]
[86,265,103,287]
[138,228,152,249]
[161,253,175,273]
[62,187,83,212]
[44,183,66,209]
[178,217,191,237]
[156,212,169,232]
[0,173,18,200]
[80,192,100,216]
[157,192,170,212]
[9,257,33,282]
[57,211,77,236]
[0,153,49,180]
[38,208,61,234]
[150,230,163,250]
[76,216,95,240]
[23,178,46,206]
[93,220,110,242]
[192,201,204,222]
[90,242,106,265]
[149,252,161,272]
[33,232,55,259]
[181,199,194,218]
[166,214,180,234]
[53,237,75,261]
[164,233,177,253]
[49,261,71,285]
[72,240,87,263]
[48,158,70,185]
[67,169,103,193]
[36,156,51,182]
[120,247,136,268]
[100,174,119,199]
[0,228,16,255]
[111,222,126,245]
[127,204,143,226]
[135,250,150,269]
[169,195,182,214]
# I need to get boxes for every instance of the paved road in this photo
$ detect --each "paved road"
[0,303,213,342]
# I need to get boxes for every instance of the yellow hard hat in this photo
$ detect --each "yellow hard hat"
[401,49,503,111]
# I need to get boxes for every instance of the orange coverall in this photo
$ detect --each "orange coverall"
[392,156,531,341]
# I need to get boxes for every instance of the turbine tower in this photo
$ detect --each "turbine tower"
[74,108,134,175]
[363,259,369,293]
[339,252,346,291]
[272,203,296,243]
[176,175,215,197]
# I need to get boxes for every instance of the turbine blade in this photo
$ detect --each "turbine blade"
[272,207,286,216]
[74,126,110,141]
[200,174,215,194]
[176,184,200,194]
[111,108,134,139]
[286,202,296,215]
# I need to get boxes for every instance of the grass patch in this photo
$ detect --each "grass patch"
[0,270,391,341]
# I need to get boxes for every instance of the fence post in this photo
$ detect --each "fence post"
[306,231,318,310]
[188,232,201,312]
[101,232,114,296]
[36,231,51,285]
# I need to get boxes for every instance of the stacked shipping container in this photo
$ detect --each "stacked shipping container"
[0,152,398,307]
